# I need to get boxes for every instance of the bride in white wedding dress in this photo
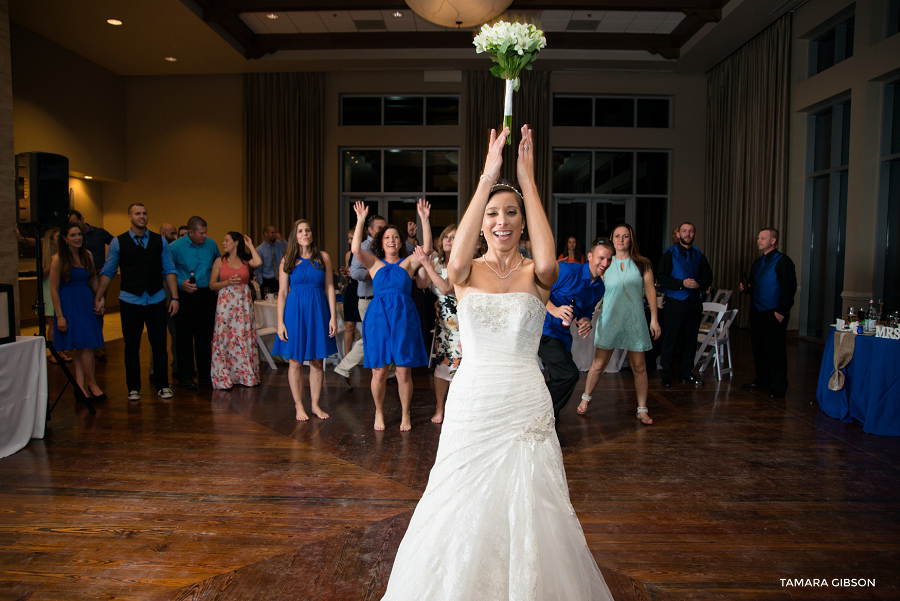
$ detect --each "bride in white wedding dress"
[380,125,613,601]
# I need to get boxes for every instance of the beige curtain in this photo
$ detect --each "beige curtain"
[244,72,325,244]
[704,14,791,327]
[465,70,551,212]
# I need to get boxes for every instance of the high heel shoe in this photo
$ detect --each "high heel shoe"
[636,406,653,425]
[576,394,592,415]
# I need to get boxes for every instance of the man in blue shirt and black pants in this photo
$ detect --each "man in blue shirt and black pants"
[538,238,613,445]
[168,215,220,390]
[740,227,797,399]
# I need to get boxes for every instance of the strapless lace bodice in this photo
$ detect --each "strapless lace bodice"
[457,292,546,363]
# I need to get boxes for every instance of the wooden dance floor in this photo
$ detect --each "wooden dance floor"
[1,330,897,601]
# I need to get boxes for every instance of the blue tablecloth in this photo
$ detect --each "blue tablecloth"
[816,327,900,436]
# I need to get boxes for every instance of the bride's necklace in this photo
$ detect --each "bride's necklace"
[481,255,524,279]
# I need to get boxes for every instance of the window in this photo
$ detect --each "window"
[552,95,671,128]
[801,100,850,341]
[340,95,459,126]
[340,148,459,256]
[808,15,854,76]
[552,149,670,267]
[876,80,900,316]
[888,0,900,38]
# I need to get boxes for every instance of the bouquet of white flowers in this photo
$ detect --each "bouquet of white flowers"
[473,21,547,144]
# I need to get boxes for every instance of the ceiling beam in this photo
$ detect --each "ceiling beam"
[207,0,726,13]
[256,30,678,53]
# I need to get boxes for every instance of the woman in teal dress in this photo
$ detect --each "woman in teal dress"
[351,199,432,432]
[579,223,660,424]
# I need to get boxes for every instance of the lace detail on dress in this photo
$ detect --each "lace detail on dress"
[517,411,555,442]
[459,292,546,334]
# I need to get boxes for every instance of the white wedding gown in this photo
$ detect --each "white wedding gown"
[382,292,613,601]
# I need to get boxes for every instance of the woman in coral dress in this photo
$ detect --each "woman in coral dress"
[210,232,263,389]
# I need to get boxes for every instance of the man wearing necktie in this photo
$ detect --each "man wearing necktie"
[94,203,180,401]
[657,222,713,388]
[255,225,287,294]
[740,228,797,399]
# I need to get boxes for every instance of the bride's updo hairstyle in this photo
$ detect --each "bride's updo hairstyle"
[486,178,528,241]
[372,225,409,260]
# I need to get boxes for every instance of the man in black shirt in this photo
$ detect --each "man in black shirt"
[657,222,713,387]
[740,228,797,399]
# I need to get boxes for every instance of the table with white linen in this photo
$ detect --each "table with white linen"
[0,336,47,459]
[253,300,345,364]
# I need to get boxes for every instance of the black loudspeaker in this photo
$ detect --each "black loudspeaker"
[16,152,69,226]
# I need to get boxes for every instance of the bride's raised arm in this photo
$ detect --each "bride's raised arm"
[447,127,509,286]
[517,124,557,289]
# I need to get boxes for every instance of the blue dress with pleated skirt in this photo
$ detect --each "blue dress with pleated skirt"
[53,266,104,351]
[273,258,337,362]
[363,261,427,369]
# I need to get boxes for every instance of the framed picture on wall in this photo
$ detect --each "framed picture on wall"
[0,283,14,345]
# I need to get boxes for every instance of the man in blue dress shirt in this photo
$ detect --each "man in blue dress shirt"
[94,203,180,401]
[255,225,287,294]
[168,215,220,390]
[538,238,613,442]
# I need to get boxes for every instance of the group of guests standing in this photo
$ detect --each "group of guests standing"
[29,194,796,432]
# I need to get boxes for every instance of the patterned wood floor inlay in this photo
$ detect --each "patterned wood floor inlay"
[1,329,898,601]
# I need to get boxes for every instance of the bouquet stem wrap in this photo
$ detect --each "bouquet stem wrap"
[503,78,515,141]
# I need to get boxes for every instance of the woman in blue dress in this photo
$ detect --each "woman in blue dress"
[580,223,661,425]
[351,199,432,431]
[274,219,338,421]
[49,223,106,400]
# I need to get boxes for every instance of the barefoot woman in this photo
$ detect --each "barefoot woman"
[351,199,432,431]
[274,219,337,421]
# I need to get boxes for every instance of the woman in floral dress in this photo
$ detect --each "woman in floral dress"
[210,232,263,389]
[414,224,462,424]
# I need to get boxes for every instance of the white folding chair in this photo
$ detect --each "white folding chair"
[695,302,726,368]
[256,327,277,370]
[697,309,738,379]
[711,289,733,306]
[699,300,727,333]
[427,322,438,369]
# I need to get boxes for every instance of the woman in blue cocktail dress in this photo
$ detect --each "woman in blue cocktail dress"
[351,199,432,431]
[49,223,105,400]
[274,219,337,421]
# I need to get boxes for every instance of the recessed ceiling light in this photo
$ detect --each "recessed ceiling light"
[107,18,122,25]
[83,175,93,179]
[164,56,177,62]
[266,13,279,19]
[393,11,403,18]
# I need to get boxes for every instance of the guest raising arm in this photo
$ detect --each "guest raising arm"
[351,198,432,432]
[413,223,462,424]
